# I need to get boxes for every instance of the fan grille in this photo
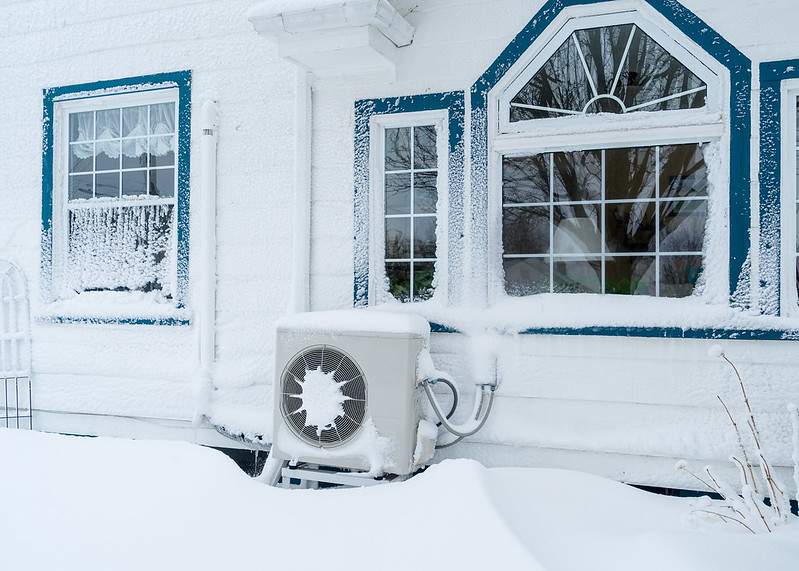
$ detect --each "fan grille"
[280,345,367,448]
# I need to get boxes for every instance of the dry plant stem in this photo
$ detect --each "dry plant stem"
[693,509,757,534]
[721,355,789,520]
[718,395,756,490]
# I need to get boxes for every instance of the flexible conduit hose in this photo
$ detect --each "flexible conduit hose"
[422,380,496,440]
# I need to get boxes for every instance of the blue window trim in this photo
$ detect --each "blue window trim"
[469,0,752,304]
[759,59,799,316]
[429,322,799,341]
[353,92,466,305]
[41,70,192,326]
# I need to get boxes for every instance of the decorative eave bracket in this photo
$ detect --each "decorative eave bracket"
[248,0,415,81]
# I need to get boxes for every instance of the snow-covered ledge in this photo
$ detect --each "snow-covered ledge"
[248,0,415,81]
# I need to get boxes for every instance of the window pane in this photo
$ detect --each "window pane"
[795,203,799,252]
[574,24,635,100]
[67,204,174,295]
[510,34,593,120]
[122,170,147,196]
[150,102,175,135]
[659,255,702,297]
[122,138,148,169]
[509,24,706,122]
[504,257,549,296]
[413,125,437,169]
[605,147,655,200]
[414,172,437,214]
[553,150,601,202]
[150,168,174,197]
[385,173,411,215]
[503,206,549,255]
[605,201,656,253]
[122,106,148,138]
[68,175,93,200]
[414,216,436,258]
[149,136,175,166]
[95,172,119,198]
[616,28,705,111]
[386,262,411,301]
[503,155,549,204]
[96,109,120,140]
[552,204,601,254]
[385,127,411,171]
[69,143,93,173]
[660,144,707,198]
[413,261,435,301]
[385,217,410,259]
[69,112,93,142]
[553,257,601,293]
[605,256,655,295]
[96,141,120,171]
[660,200,706,252]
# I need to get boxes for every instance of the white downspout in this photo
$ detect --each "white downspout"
[290,70,312,313]
[196,100,219,425]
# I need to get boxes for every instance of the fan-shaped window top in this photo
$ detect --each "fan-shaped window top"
[510,24,707,121]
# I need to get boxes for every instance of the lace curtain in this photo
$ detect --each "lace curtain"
[70,103,175,160]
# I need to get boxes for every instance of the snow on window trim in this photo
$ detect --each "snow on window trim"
[353,92,465,308]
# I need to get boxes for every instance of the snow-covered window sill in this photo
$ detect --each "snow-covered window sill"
[37,291,190,326]
[378,295,799,341]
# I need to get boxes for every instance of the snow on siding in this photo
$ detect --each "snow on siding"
[1,0,299,433]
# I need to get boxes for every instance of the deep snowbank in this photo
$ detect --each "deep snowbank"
[0,429,797,570]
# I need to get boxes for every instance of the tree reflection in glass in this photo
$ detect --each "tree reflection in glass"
[510,24,706,121]
[384,125,438,301]
[502,143,708,297]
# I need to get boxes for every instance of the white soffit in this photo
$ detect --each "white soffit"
[248,0,415,80]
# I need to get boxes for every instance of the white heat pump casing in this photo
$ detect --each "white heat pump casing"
[271,310,435,476]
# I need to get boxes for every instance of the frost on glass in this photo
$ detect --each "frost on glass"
[502,143,707,297]
[66,204,174,297]
[383,124,438,302]
[510,24,706,121]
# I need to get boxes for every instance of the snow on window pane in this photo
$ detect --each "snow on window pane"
[66,204,174,296]
[509,24,706,121]
[503,258,549,296]
[553,257,601,293]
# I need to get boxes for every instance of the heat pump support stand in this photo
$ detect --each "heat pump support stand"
[278,465,405,489]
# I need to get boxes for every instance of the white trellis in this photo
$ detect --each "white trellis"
[0,260,32,429]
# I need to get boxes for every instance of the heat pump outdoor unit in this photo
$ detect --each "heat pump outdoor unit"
[269,310,437,477]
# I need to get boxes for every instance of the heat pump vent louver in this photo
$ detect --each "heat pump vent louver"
[280,345,367,448]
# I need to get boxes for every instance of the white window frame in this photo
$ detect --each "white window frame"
[368,110,449,304]
[51,88,180,301]
[780,81,799,314]
[487,7,729,303]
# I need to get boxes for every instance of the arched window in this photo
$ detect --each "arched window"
[495,15,721,298]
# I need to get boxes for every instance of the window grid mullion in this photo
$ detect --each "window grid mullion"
[549,152,554,293]
[600,149,606,294]
[410,126,416,297]
[655,145,661,297]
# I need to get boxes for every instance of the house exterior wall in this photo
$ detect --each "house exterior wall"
[302,0,799,490]
[0,0,298,443]
[2,0,799,491]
